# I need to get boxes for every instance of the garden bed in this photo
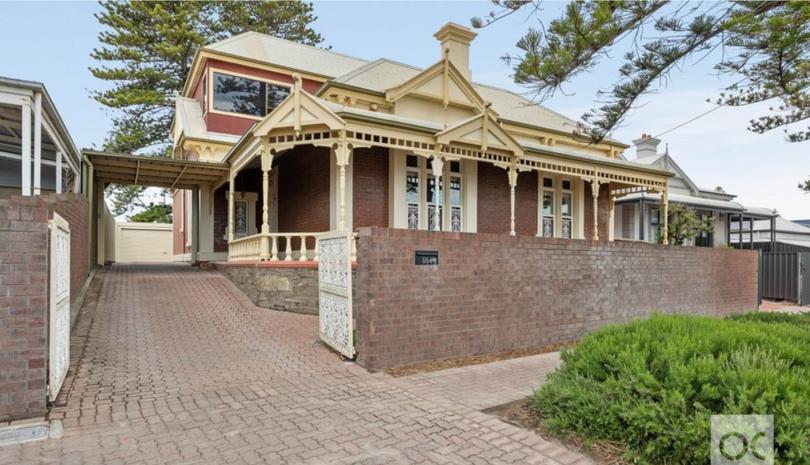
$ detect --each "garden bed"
[529,313,810,465]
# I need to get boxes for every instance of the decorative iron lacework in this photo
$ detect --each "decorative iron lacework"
[317,233,354,358]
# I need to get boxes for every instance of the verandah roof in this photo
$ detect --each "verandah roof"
[84,150,229,190]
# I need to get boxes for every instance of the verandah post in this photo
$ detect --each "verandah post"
[507,165,517,236]
[590,178,600,240]
[259,138,274,260]
[335,140,352,232]
[430,155,444,232]
[227,174,235,244]
[662,183,669,245]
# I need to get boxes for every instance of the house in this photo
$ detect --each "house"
[0,76,81,197]
[160,22,674,263]
[613,134,775,247]
[730,216,810,252]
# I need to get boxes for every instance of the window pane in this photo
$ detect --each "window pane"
[213,73,263,116]
[406,172,419,204]
[450,161,460,173]
[451,206,462,232]
[234,201,248,236]
[266,83,290,113]
[562,180,571,191]
[406,155,419,167]
[543,191,554,216]
[561,192,572,217]
[562,218,572,238]
[428,205,443,231]
[407,204,419,230]
[542,217,554,238]
[543,177,553,188]
[450,176,461,206]
[427,176,443,204]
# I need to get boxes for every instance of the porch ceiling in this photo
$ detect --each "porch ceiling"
[84,150,229,189]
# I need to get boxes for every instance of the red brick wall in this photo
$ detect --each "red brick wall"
[353,147,389,229]
[477,163,537,236]
[277,146,330,232]
[584,182,611,240]
[0,193,89,420]
[354,227,759,371]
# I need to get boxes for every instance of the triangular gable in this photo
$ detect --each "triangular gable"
[656,154,699,194]
[385,57,485,110]
[254,76,345,137]
[436,111,523,156]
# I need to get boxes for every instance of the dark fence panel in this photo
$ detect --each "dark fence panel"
[760,252,800,301]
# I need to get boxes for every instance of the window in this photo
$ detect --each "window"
[561,180,573,238]
[650,207,662,242]
[234,200,248,237]
[403,156,464,231]
[212,72,290,117]
[202,74,208,115]
[542,178,555,238]
[449,161,462,232]
[406,156,420,230]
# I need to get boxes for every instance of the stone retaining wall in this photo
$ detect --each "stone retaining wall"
[354,227,759,371]
[214,263,320,315]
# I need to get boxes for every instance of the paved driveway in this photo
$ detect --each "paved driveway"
[3,264,591,465]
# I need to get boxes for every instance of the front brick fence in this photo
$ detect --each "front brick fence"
[354,227,758,371]
[0,193,88,421]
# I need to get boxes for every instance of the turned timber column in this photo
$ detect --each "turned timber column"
[661,185,669,245]
[259,141,274,259]
[227,174,235,243]
[507,166,518,236]
[590,178,601,240]
[335,142,352,232]
[430,155,444,232]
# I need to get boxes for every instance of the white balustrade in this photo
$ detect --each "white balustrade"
[228,232,324,262]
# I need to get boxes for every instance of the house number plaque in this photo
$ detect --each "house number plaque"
[415,250,439,266]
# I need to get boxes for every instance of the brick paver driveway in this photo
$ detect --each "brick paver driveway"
[4,264,592,465]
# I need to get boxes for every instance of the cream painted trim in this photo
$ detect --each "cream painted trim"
[463,159,477,233]
[329,148,353,231]
[389,150,407,229]
[537,173,580,239]
[207,66,293,120]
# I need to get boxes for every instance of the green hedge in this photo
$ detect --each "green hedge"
[533,313,810,464]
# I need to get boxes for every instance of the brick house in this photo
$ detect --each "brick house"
[169,23,674,262]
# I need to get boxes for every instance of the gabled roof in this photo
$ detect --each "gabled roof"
[253,77,345,136]
[635,153,700,194]
[385,57,485,109]
[203,32,368,79]
[323,59,609,142]
[436,111,522,155]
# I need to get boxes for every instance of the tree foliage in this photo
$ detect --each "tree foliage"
[663,203,714,246]
[472,1,810,144]
[91,0,323,214]
[128,204,172,223]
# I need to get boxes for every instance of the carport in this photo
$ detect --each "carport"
[83,150,229,264]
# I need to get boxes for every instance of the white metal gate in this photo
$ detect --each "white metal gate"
[318,231,354,358]
[48,213,70,401]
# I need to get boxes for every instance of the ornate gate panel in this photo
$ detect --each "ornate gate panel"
[318,231,354,358]
[48,213,70,401]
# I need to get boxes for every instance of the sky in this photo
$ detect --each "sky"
[1,1,807,219]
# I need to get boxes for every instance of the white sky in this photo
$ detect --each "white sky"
[1,1,807,219]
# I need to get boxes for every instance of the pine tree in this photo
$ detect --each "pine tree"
[473,1,809,189]
[91,0,324,214]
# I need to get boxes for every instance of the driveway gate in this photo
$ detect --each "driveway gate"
[318,232,354,358]
[48,213,70,401]
[760,252,810,305]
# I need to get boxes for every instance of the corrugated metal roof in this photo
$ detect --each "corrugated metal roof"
[204,32,368,79]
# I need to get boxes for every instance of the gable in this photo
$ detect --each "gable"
[436,111,523,156]
[385,58,485,110]
[253,76,345,137]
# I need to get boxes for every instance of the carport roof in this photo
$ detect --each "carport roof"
[84,150,229,190]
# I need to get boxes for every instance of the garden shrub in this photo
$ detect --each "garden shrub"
[533,313,810,464]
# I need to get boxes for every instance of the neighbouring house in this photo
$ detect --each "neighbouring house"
[163,22,675,263]
[613,134,775,247]
[0,76,82,197]
[730,216,810,252]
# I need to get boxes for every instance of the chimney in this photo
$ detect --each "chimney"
[434,22,477,81]
[632,133,661,160]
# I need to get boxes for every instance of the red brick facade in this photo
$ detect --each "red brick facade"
[0,193,89,421]
[354,227,759,371]
[277,146,331,232]
[352,147,389,229]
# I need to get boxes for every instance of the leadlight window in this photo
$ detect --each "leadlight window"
[449,161,462,232]
[650,207,662,242]
[234,200,248,237]
[561,180,573,239]
[427,175,443,232]
[406,155,420,230]
[212,72,290,117]
[542,178,555,238]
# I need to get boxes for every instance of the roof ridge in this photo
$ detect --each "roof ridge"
[206,30,369,65]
